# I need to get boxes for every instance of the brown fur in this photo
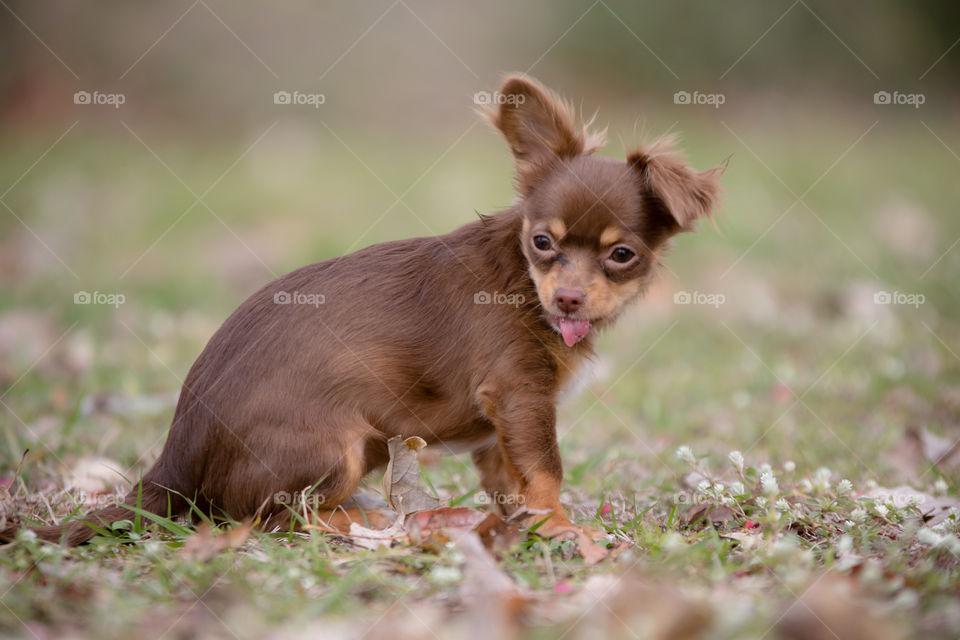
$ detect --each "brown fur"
[1,75,722,545]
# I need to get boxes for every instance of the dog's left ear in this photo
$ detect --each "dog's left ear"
[628,138,723,234]
[483,74,605,194]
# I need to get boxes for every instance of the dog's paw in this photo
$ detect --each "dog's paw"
[528,517,611,564]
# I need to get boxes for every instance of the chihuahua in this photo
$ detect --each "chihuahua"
[4,75,721,548]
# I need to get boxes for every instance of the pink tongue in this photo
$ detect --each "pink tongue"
[559,318,591,347]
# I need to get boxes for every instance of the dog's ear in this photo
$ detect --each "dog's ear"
[483,74,605,194]
[628,137,723,235]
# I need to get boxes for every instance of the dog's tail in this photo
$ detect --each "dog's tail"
[0,470,189,546]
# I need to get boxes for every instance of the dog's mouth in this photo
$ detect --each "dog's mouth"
[547,315,592,347]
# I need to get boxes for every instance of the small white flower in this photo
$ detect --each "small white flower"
[756,496,767,509]
[813,467,832,491]
[428,565,463,587]
[776,498,790,512]
[729,481,745,496]
[798,479,813,493]
[713,483,725,495]
[676,446,696,466]
[759,463,773,475]
[946,537,960,555]
[728,450,744,473]
[875,504,889,518]
[838,535,854,556]
[17,529,37,543]
[844,520,855,527]
[907,494,924,509]
[934,478,949,495]
[760,470,779,495]
[732,390,750,408]
[850,507,867,523]
[837,479,853,495]
[917,528,943,546]
[783,460,796,473]
[697,480,711,494]
[662,531,686,553]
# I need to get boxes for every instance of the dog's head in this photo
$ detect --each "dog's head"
[484,74,723,347]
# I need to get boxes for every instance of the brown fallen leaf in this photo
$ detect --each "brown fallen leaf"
[406,506,487,536]
[885,426,960,482]
[346,521,406,551]
[550,571,714,640]
[180,520,251,561]
[720,530,764,551]
[450,529,530,640]
[684,503,736,529]
[775,574,906,640]
[382,436,442,516]
[865,485,960,525]
[475,512,524,553]
[405,506,487,553]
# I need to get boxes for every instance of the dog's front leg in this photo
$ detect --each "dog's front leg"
[475,371,594,540]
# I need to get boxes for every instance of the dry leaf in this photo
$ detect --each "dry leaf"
[720,530,764,551]
[347,521,406,551]
[552,571,714,640]
[865,485,960,525]
[885,426,960,482]
[405,506,487,553]
[180,521,251,561]
[684,503,736,529]
[68,457,124,496]
[450,529,530,640]
[406,506,487,537]
[382,436,442,516]
[775,574,906,640]
[475,512,524,553]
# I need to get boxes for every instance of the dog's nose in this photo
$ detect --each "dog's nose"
[554,288,585,314]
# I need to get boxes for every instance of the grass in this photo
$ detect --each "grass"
[0,109,959,639]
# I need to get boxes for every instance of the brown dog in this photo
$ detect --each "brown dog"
[4,75,721,547]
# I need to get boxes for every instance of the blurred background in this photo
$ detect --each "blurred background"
[1,0,958,531]
[2,2,960,638]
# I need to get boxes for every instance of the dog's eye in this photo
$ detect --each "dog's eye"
[533,235,553,251]
[610,247,636,264]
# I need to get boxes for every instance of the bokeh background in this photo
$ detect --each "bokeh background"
[2,0,957,469]
[1,2,959,637]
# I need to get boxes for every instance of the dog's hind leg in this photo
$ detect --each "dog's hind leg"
[471,444,523,517]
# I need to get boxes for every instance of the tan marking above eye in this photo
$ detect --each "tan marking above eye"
[599,226,622,247]
[547,219,566,239]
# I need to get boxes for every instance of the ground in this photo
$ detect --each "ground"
[0,111,958,639]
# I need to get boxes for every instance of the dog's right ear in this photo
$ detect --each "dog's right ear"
[482,74,605,195]
[628,137,723,235]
